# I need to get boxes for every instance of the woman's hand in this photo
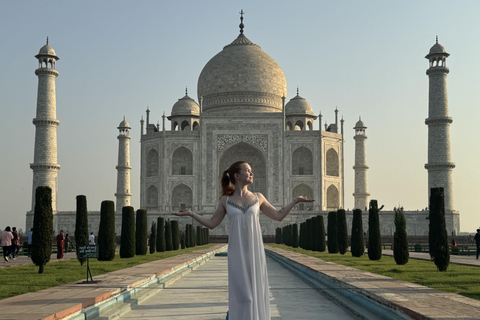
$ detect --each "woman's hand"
[172,209,192,217]
[295,196,315,203]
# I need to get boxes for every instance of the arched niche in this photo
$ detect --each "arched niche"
[181,120,190,131]
[147,185,158,208]
[326,148,339,176]
[295,120,304,131]
[292,146,313,175]
[147,149,159,177]
[218,142,266,196]
[171,184,192,211]
[172,146,193,175]
[292,183,313,211]
[286,121,292,131]
[326,184,339,210]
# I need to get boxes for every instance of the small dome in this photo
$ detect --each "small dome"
[285,94,313,116]
[171,94,200,117]
[35,43,59,60]
[354,118,366,129]
[429,42,446,55]
[118,119,131,129]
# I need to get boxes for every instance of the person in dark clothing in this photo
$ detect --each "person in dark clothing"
[475,229,480,260]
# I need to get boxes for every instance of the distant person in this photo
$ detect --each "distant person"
[2,226,14,263]
[89,232,95,245]
[65,233,72,253]
[11,227,20,259]
[27,228,33,258]
[475,229,480,260]
[56,230,65,259]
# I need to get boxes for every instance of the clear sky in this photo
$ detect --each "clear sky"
[1,1,479,233]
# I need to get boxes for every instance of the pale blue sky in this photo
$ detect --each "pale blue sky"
[1,1,479,232]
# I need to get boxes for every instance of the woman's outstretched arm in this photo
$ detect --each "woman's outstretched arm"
[258,193,314,222]
[172,196,227,229]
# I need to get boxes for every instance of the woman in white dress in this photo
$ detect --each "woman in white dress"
[173,161,314,320]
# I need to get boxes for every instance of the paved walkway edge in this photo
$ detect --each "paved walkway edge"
[63,245,227,320]
[265,248,412,320]
[265,246,480,320]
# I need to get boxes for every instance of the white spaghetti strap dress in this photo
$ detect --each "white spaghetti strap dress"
[226,193,270,320]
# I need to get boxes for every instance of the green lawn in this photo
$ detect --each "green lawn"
[0,244,216,300]
[267,244,480,301]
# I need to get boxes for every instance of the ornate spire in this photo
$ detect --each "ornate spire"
[297,86,299,96]
[46,37,49,45]
[436,35,438,44]
[185,86,188,96]
[239,9,245,34]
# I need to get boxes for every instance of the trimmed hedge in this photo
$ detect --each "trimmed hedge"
[98,201,116,261]
[351,209,364,257]
[327,211,338,253]
[394,207,409,265]
[165,219,173,251]
[31,186,53,274]
[316,215,326,252]
[120,206,135,258]
[135,209,148,255]
[149,221,157,254]
[368,200,382,261]
[171,220,180,250]
[337,209,348,255]
[75,195,89,265]
[156,217,165,252]
[429,187,450,271]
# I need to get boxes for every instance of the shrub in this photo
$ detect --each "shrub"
[337,209,348,255]
[149,221,156,254]
[171,220,180,250]
[451,246,460,255]
[429,187,450,271]
[120,206,135,258]
[196,226,202,246]
[165,219,173,251]
[414,244,423,252]
[156,217,165,252]
[327,211,338,253]
[292,224,299,248]
[316,215,326,252]
[98,201,116,261]
[74,195,89,265]
[181,232,186,249]
[275,227,282,244]
[393,207,409,265]
[31,186,53,274]
[368,200,382,260]
[351,209,364,257]
[135,209,148,255]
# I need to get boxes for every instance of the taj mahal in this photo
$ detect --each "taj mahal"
[25,15,460,237]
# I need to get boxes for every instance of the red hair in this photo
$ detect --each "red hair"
[221,161,246,196]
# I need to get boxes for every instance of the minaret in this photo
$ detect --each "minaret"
[353,117,369,210]
[425,37,455,211]
[30,39,61,214]
[115,118,132,213]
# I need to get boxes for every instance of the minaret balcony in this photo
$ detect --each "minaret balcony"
[425,117,453,125]
[426,67,449,75]
[424,162,456,170]
[32,118,60,126]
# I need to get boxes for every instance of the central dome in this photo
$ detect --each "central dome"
[197,33,287,113]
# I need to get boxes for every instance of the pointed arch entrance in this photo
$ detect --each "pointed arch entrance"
[218,142,267,196]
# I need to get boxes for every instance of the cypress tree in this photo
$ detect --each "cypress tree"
[171,220,180,250]
[316,215,326,252]
[181,232,186,249]
[206,228,210,244]
[429,188,450,271]
[98,200,116,261]
[156,217,165,252]
[165,219,173,251]
[191,225,195,247]
[292,224,299,248]
[337,209,348,255]
[394,207,409,265]
[75,195,89,265]
[368,200,382,260]
[196,226,202,246]
[327,211,338,253]
[351,209,364,257]
[31,186,53,274]
[149,221,157,254]
[135,209,148,255]
[298,223,304,248]
[275,227,281,244]
[120,206,135,258]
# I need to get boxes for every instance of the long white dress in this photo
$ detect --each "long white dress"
[226,193,270,320]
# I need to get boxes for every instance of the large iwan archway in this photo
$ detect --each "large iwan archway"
[219,142,266,196]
